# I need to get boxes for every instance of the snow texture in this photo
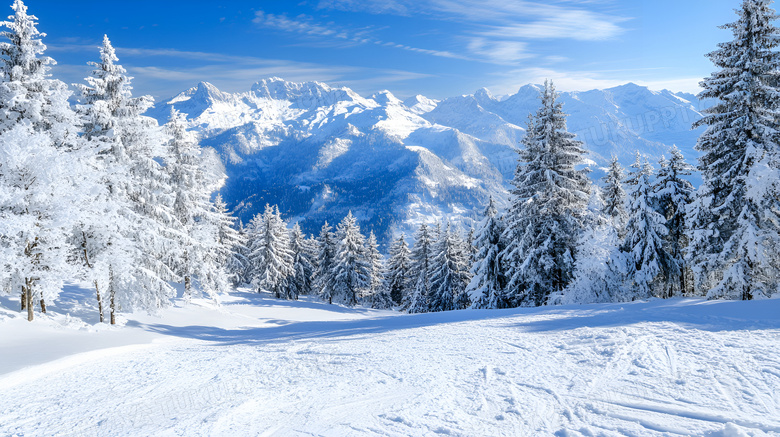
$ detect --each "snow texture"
[1,285,779,436]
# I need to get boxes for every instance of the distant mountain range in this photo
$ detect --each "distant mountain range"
[148,78,708,245]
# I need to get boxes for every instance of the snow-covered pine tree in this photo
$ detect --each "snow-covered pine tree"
[465,228,477,265]
[0,0,82,321]
[688,0,780,300]
[214,194,247,288]
[287,223,314,299]
[331,212,370,306]
[314,221,337,304]
[165,108,228,300]
[248,204,294,299]
[73,35,176,324]
[653,146,695,297]
[225,218,251,286]
[365,231,392,309]
[559,190,626,304]
[501,80,591,307]
[429,222,471,311]
[602,155,628,235]
[467,197,507,309]
[303,233,319,291]
[622,156,672,299]
[384,234,411,305]
[402,223,433,313]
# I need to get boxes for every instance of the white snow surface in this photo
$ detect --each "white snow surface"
[1,286,779,436]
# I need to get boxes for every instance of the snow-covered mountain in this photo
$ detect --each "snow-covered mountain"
[148,78,708,243]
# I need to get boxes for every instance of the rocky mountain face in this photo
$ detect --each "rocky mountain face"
[148,78,707,244]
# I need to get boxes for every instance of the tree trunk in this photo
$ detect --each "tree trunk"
[39,298,46,313]
[25,280,33,322]
[184,275,191,297]
[95,280,104,323]
[109,265,116,325]
[20,287,26,311]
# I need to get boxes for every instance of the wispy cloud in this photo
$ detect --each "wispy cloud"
[317,0,628,38]
[252,10,467,61]
[317,0,629,63]
[466,38,530,64]
[49,43,432,99]
[476,10,625,41]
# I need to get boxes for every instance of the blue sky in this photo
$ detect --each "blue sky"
[25,0,740,100]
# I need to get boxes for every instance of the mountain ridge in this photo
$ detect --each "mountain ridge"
[148,77,707,245]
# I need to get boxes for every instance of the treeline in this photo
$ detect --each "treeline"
[3,0,779,323]
[0,1,241,322]
[463,0,780,308]
[227,206,474,312]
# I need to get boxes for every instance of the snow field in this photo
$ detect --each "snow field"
[1,289,779,436]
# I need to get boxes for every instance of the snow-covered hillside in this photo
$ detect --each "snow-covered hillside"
[1,287,778,436]
[148,78,707,242]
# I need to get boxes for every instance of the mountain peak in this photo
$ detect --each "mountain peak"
[163,81,231,114]
[403,94,438,115]
[371,90,402,105]
[250,77,363,106]
[474,87,495,102]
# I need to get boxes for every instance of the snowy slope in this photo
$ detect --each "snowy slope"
[148,78,707,243]
[1,286,779,436]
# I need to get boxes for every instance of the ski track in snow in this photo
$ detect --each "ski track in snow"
[1,289,779,436]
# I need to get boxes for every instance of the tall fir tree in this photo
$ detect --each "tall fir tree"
[501,80,591,307]
[384,234,411,306]
[465,228,477,265]
[468,197,507,309]
[287,223,314,299]
[331,212,370,306]
[429,222,471,311]
[653,146,695,297]
[165,108,227,300]
[688,0,780,300]
[601,155,628,235]
[213,194,247,288]
[73,35,176,323]
[622,156,672,299]
[0,0,82,321]
[315,221,337,304]
[365,231,392,309]
[560,190,627,304]
[248,205,294,299]
[403,223,433,313]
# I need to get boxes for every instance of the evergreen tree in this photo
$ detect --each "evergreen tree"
[165,108,227,299]
[73,35,176,323]
[384,234,411,306]
[429,222,471,311]
[688,0,780,300]
[0,0,82,321]
[314,221,336,304]
[602,155,628,235]
[226,219,251,287]
[403,224,433,313]
[653,146,695,297]
[214,195,247,288]
[365,231,392,309]
[559,191,626,304]
[248,205,294,299]
[465,228,477,264]
[331,212,370,306]
[468,197,507,309]
[501,80,591,307]
[287,223,314,299]
[622,157,671,299]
